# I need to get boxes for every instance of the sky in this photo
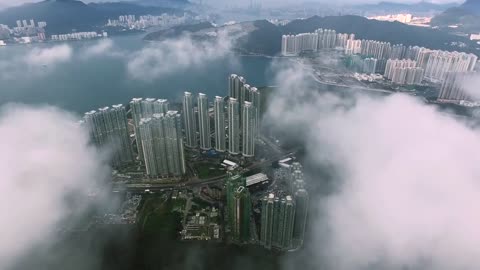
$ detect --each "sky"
[0,0,465,9]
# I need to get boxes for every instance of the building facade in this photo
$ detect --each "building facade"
[183,92,197,148]
[197,93,211,150]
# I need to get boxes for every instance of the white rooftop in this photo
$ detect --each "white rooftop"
[246,173,268,186]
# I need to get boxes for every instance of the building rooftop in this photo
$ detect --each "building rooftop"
[246,173,268,187]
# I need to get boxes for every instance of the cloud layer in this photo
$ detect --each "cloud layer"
[127,31,234,81]
[0,104,110,270]
[0,44,73,80]
[266,62,480,270]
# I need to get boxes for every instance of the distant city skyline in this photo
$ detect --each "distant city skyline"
[0,0,466,10]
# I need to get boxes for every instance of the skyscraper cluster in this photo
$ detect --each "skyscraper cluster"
[259,162,309,250]
[260,194,296,250]
[362,58,378,74]
[281,29,354,56]
[360,40,392,60]
[138,112,186,178]
[130,98,169,160]
[345,39,362,55]
[227,74,261,157]
[437,72,474,102]
[384,59,424,85]
[83,105,133,167]
[283,28,478,83]
[290,162,309,248]
[421,49,477,83]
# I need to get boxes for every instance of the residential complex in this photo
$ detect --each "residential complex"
[130,98,170,160]
[139,112,186,178]
[82,104,134,167]
[438,72,474,102]
[281,28,478,99]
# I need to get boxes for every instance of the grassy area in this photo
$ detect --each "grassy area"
[194,163,225,179]
[139,197,182,239]
[172,198,187,212]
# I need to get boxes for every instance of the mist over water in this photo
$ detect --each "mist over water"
[0,34,277,114]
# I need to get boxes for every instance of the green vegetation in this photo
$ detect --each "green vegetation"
[192,197,213,209]
[144,22,214,41]
[194,163,225,179]
[243,15,478,56]
[431,0,480,32]
[138,197,182,239]
[172,198,187,212]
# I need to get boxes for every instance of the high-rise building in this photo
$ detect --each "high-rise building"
[363,58,377,74]
[422,50,477,83]
[228,98,240,155]
[197,93,211,150]
[438,72,474,102]
[83,105,133,167]
[360,40,391,60]
[183,92,197,148]
[384,59,420,84]
[293,188,309,247]
[242,101,256,157]
[139,112,186,178]
[249,87,261,136]
[228,74,246,100]
[29,19,35,28]
[260,193,275,249]
[130,98,170,160]
[390,44,406,60]
[260,194,296,250]
[214,96,226,152]
[240,84,251,110]
[153,99,169,114]
[130,98,144,160]
[232,186,251,242]
[226,175,249,242]
[281,35,297,56]
[345,39,362,55]
[16,20,22,28]
[22,20,28,28]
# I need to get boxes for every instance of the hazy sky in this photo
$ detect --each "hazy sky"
[0,0,465,9]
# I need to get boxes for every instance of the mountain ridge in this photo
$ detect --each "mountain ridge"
[0,0,183,34]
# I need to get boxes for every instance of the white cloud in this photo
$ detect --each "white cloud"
[267,62,480,270]
[24,44,72,66]
[0,44,74,80]
[126,31,235,81]
[0,104,110,270]
[461,74,480,100]
[82,39,123,59]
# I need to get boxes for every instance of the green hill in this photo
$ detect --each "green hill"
[431,0,480,32]
[0,0,181,34]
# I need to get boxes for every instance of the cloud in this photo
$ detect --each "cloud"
[82,39,124,59]
[0,44,73,80]
[126,30,235,81]
[0,104,110,270]
[266,62,480,270]
[460,73,480,101]
[25,44,73,66]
